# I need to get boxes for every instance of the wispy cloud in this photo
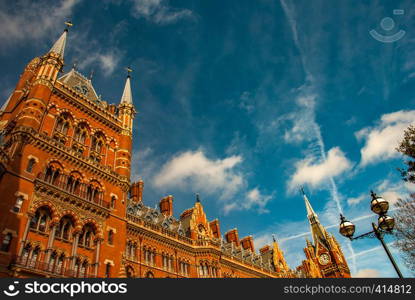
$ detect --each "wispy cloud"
[356,110,415,166]
[0,0,81,47]
[280,0,356,271]
[224,187,274,215]
[130,0,194,25]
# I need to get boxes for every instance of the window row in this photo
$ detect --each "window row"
[29,207,98,249]
[53,114,109,164]
[18,244,92,278]
[198,262,219,278]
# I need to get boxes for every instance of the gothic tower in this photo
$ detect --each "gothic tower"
[0,24,134,278]
[297,191,351,278]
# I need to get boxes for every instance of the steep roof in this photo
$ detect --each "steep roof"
[59,68,101,103]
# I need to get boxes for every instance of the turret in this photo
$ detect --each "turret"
[115,68,136,178]
[3,22,72,129]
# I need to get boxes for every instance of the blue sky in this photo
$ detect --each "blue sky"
[1,0,415,277]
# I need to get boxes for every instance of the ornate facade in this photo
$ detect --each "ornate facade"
[0,26,350,278]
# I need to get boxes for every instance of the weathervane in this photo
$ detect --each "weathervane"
[64,20,73,31]
[126,66,132,78]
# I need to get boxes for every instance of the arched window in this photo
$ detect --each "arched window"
[0,233,12,252]
[110,196,116,209]
[108,230,114,245]
[55,254,65,274]
[48,251,57,272]
[29,246,40,268]
[79,224,95,249]
[30,207,52,233]
[21,244,31,265]
[90,133,105,163]
[56,216,74,241]
[54,114,71,143]
[74,259,81,277]
[80,261,88,278]
[145,271,154,278]
[26,158,36,173]
[73,125,87,144]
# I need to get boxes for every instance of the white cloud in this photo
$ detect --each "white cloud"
[347,194,366,206]
[354,269,381,278]
[289,147,353,190]
[223,187,273,215]
[130,0,193,25]
[356,110,415,166]
[153,150,244,200]
[78,50,122,76]
[0,0,80,46]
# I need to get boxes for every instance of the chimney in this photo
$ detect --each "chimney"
[130,180,144,203]
[209,219,221,239]
[225,228,240,247]
[240,236,255,253]
[159,195,173,217]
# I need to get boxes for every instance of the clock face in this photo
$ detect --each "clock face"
[318,253,331,265]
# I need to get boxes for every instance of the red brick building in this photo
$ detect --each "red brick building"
[0,26,350,278]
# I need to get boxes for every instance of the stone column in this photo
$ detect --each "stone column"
[94,239,102,277]
[18,215,32,257]
[70,233,80,270]
[45,224,57,263]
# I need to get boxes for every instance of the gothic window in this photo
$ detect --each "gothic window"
[0,233,12,252]
[108,230,114,245]
[48,251,57,272]
[55,254,64,274]
[29,247,40,268]
[26,158,36,173]
[30,207,51,233]
[54,114,71,143]
[80,261,88,278]
[21,244,31,265]
[56,216,74,241]
[79,224,95,249]
[12,196,24,213]
[74,259,81,277]
[110,196,116,209]
[73,125,87,144]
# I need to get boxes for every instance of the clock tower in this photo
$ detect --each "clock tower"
[297,190,351,278]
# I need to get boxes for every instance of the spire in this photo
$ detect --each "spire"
[301,187,317,219]
[49,21,72,59]
[300,189,330,251]
[120,67,133,105]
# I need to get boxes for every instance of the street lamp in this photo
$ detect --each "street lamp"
[339,190,403,278]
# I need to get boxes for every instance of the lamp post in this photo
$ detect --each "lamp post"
[339,191,403,278]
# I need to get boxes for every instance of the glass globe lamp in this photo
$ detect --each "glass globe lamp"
[370,191,389,215]
[339,214,355,238]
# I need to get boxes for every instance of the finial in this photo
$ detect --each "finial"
[272,234,276,242]
[370,190,377,200]
[64,20,73,32]
[300,186,305,195]
[126,66,132,78]
[72,59,78,71]
[89,69,94,81]
[196,193,200,202]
